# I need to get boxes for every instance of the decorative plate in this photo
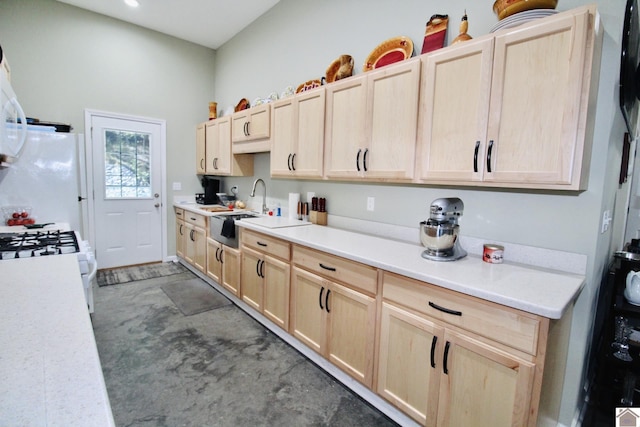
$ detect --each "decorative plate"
[490,9,557,32]
[296,79,324,93]
[493,0,557,21]
[363,36,414,72]
[234,98,249,112]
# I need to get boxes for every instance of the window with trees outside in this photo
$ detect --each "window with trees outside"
[103,129,152,199]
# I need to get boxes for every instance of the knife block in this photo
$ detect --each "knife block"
[311,211,327,225]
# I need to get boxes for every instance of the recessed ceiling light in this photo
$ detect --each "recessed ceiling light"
[124,0,139,7]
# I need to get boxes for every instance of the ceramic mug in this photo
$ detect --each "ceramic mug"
[626,270,640,305]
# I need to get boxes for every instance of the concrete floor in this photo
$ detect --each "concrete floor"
[91,270,398,427]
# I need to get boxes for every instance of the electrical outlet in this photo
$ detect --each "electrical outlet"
[601,210,611,234]
[367,197,375,212]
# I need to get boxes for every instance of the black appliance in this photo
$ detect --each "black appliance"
[621,0,640,136]
[582,240,640,425]
[198,176,221,205]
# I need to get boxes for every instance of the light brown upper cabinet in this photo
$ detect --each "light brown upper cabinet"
[416,36,494,183]
[196,122,206,174]
[324,58,421,181]
[271,88,325,178]
[231,104,271,154]
[416,6,599,190]
[205,117,254,177]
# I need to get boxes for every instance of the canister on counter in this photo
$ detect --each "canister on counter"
[483,244,504,264]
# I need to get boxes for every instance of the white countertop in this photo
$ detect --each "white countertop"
[0,255,115,426]
[236,221,585,319]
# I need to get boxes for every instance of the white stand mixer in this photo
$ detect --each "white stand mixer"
[420,197,467,262]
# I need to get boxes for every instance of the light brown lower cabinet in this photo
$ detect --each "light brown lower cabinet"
[206,238,241,296]
[175,208,185,259]
[240,230,291,330]
[378,272,546,427]
[184,212,206,273]
[210,232,568,426]
[290,245,378,387]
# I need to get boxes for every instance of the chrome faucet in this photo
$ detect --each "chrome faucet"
[250,178,268,214]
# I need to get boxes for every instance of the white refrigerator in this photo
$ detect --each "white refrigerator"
[0,126,88,234]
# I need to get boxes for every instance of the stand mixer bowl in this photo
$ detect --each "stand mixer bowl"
[419,220,459,255]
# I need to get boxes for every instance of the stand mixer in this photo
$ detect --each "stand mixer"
[420,197,467,261]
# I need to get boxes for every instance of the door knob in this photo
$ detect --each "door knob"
[154,203,160,208]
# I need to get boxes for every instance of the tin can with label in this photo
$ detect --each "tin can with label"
[483,244,504,264]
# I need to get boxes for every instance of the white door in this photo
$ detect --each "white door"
[90,114,164,269]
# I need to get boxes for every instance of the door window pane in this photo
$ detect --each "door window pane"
[104,129,151,198]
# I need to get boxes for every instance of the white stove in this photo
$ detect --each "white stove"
[0,223,97,312]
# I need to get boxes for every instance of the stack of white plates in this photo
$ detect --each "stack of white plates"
[490,9,558,33]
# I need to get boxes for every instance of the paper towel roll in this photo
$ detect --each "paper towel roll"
[289,193,300,219]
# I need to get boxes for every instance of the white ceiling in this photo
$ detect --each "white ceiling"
[56,0,280,49]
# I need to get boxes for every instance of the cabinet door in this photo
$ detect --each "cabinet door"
[217,118,232,174]
[221,245,241,297]
[326,281,377,387]
[184,222,195,264]
[196,122,206,174]
[290,267,327,354]
[294,88,325,178]
[417,37,494,182]
[176,218,185,258]
[241,246,263,311]
[192,226,206,273]
[205,120,220,174]
[231,111,250,143]
[436,329,535,427]
[324,75,368,179]
[206,237,222,283]
[263,255,290,330]
[270,98,296,176]
[365,59,420,180]
[184,222,205,272]
[484,10,589,186]
[247,105,270,140]
[377,302,443,426]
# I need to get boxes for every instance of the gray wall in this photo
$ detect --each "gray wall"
[214,1,627,425]
[0,0,629,424]
[0,0,216,256]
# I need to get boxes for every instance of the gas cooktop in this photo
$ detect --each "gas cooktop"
[0,230,79,260]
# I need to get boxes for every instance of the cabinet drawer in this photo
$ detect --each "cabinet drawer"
[175,208,184,220]
[184,211,206,229]
[383,272,541,355]
[241,229,290,261]
[293,245,378,296]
